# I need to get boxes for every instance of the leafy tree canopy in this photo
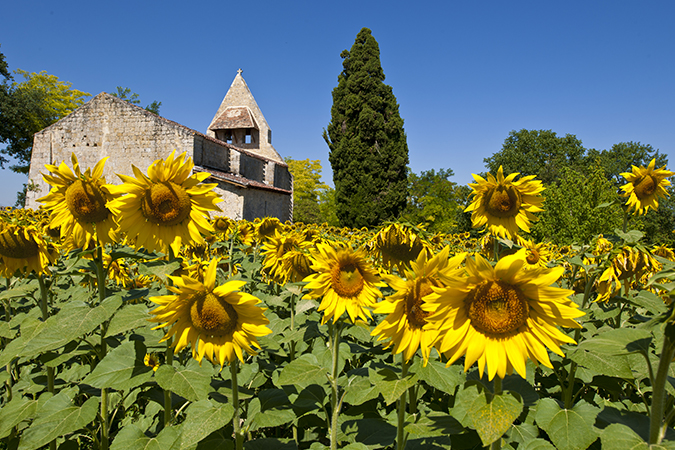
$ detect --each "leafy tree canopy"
[324,28,409,228]
[0,69,90,174]
[587,141,667,186]
[284,157,330,224]
[110,86,161,115]
[402,168,460,233]
[484,129,587,185]
[531,163,625,244]
[0,45,9,80]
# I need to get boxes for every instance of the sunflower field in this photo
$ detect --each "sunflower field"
[1,152,675,450]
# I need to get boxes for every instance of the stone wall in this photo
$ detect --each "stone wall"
[25,92,293,224]
[26,93,196,207]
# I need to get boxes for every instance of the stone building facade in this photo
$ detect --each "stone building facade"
[25,71,293,222]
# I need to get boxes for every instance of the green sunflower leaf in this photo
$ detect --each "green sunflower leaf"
[521,438,557,450]
[17,388,99,450]
[535,398,600,450]
[139,260,181,279]
[110,423,180,450]
[466,390,523,446]
[19,296,122,356]
[276,353,328,390]
[82,339,153,391]
[0,394,48,439]
[106,303,152,337]
[411,358,465,394]
[154,359,213,402]
[176,400,234,450]
[369,368,418,406]
[599,423,652,450]
[567,346,634,379]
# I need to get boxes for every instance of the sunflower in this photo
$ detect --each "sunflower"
[38,153,117,250]
[465,166,544,239]
[652,244,675,262]
[144,353,161,372]
[283,249,315,283]
[303,242,385,324]
[149,258,271,367]
[106,151,222,254]
[255,217,284,243]
[423,253,583,380]
[592,235,613,256]
[369,223,429,273]
[236,221,256,246]
[371,247,466,363]
[514,238,551,269]
[620,159,674,215]
[261,231,311,284]
[0,221,55,277]
[595,246,661,302]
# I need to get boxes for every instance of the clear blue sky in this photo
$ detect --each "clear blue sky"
[2,0,674,207]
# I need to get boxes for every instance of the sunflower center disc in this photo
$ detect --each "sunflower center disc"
[190,292,239,336]
[634,175,657,199]
[526,249,540,265]
[214,217,231,232]
[406,278,437,329]
[0,228,39,259]
[485,185,523,218]
[141,181,191,226]
[65,179,110,223]
[332,262,364,297]
[289,252,313,280]
[466,280,529,335]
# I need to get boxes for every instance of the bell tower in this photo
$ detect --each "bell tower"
[207,69,282,162]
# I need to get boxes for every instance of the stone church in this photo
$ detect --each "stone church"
[25,70,293,222]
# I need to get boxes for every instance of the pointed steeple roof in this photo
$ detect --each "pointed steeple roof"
[208,70,282,162]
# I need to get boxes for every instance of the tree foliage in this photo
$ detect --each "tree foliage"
[324,28,409,228]
[587,141,667,186]
[284,158,330,224]
[484,129,586,185]
[0,68,90,174]
[531,163,624,244]
[402,168,460,233]
[110,86,161,115]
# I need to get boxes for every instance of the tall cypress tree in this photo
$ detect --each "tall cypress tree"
[324,28,409,228]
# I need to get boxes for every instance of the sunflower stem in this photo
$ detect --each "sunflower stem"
[396,356,409,450]
[231,359,244,450]
[290,293,296,361]
[649,322,675,445]
[289,293,297,444]
[37,275,56,450]
[490,377,503,450]
[563,273,595,409]
[622,207,629,233]
[329,321,343,450]
[94,247,110,450]
[164,337,174,428]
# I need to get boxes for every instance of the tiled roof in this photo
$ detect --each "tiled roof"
[209,107,259,131]
[194,165,291,194]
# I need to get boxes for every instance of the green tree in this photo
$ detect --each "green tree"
[323,28,409,228]
[0,45,9,80]
[484,129,587,185]
[110,86,161,115]
[0,69,90,174]
[587,141,667,186]
[402,168,460,233]
[531,163,625,244]
[285,157,330,224]
[318,187,340,227]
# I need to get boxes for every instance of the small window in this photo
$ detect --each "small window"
[245,129,252,144]
[268,130,272,144]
